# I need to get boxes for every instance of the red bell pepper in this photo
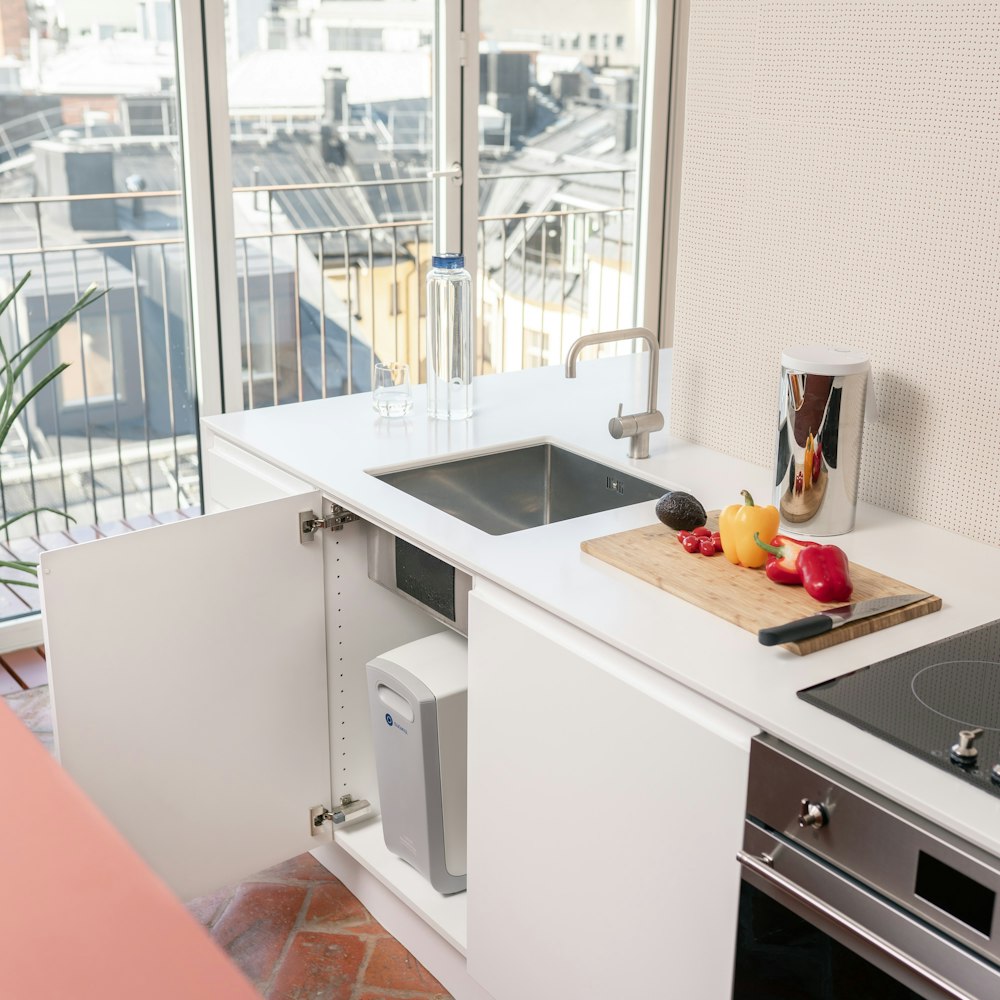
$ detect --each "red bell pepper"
[797,544,853,603]
[753,533,820,585]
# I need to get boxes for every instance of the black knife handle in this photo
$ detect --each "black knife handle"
[758,615,834,646]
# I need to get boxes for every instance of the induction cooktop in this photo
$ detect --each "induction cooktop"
[799,618,1000,798]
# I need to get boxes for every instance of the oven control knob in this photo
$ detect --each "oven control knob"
[991,764,1000,786]
[950,727,984,767]
[798,798,828,829]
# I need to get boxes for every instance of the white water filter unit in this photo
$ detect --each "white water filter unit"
[366,631,467,894]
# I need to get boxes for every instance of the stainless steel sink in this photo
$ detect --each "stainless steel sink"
[375,443,664,535]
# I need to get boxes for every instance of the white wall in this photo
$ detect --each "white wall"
[670,1,1000,546]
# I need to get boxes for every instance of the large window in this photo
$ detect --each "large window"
[0,0,675,589]
[0,0,199,552]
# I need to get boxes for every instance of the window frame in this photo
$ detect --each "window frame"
[174,0,681,419]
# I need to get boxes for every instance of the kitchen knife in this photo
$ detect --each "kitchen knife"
[758,593,930,646]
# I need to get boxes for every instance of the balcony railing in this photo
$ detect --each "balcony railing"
[0,167,633,543]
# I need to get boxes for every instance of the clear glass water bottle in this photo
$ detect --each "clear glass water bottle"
[426,252,473,420]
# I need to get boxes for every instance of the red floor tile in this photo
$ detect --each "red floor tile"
[186,883,236,929]
[303,881,372,930]
[257,853,341,884]
[266,931,366,1000]
[210,882,307,986]
[363,937,447,995]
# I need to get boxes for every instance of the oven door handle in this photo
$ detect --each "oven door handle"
[737,850,975,1000]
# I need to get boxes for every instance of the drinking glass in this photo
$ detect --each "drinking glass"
[372,362,413,417]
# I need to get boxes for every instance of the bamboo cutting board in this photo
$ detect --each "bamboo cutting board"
[581,514,941,655]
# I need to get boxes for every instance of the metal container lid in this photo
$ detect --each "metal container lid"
[781,345,870,376]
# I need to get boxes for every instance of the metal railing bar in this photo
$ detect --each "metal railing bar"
[3,255,37,537]
[500,220,508,373]
[5,235,185,258]
[615,170,626,326]
[70,250,100,526]
[342,231,353,395]
[101,254,127,519]
[480,166,636,183]
[293,236,303,404]
[0,189,177,208]
[478,219,486,375]
[478,205,626,225]
[539,219,548,346]
[319,236,327,400]
[367,228,376,385]
[35,215,70,518]
[597,213,607,330]
[157,244,181,509]
[391,237,399,361]
[558,213,567,364]
[579,212,589,342]
[520,218,527,370]
[128,245,155,514]
[267,216,279,408]
[240,240,255,410]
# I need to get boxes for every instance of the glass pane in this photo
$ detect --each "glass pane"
[223,0,434,408]
[477,0,646,372]
[0,1,200,580]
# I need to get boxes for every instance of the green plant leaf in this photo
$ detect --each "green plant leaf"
[0,507,76,534]
[0,560,39,573]
[0,271,30,321]
[0,578,38,588]
[0,362,69,445]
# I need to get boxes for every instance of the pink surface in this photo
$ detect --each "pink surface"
[0,700,261,999]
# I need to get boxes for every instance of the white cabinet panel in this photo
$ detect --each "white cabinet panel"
[40,493,330,901]
[466,583,758,1000]
[202,432,312,512]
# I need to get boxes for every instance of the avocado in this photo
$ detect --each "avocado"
[655,491,707,531]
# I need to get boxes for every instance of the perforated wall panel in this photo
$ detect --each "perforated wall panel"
[672,2,1000,545]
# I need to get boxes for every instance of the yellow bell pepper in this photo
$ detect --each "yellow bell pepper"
[803,433,814,491]
[719,490,780,568]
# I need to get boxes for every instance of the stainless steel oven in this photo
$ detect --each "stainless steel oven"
[733,736,1000,999]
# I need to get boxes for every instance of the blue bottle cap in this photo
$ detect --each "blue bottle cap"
[432,252,465,269]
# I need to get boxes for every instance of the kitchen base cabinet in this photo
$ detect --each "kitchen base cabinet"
[39,490,474,988]
[466,583,758,1000]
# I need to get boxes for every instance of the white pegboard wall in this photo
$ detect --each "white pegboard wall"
[671,1,1000,546]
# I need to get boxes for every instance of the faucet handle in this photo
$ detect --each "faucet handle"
[609,403,627,440]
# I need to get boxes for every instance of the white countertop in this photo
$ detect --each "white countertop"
[203,351,1000,858]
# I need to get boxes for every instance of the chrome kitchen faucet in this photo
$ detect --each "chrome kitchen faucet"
[565,327,664,459]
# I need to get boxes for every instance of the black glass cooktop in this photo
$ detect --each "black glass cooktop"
[799,619,1000,798]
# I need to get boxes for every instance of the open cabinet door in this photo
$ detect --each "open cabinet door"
[40,493,331,901]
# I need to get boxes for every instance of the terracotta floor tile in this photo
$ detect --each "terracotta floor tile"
[363,938,446,995]
[266,931,365,1000]
[355,992,451,1000]
[303,881,376,931]
[257,853,341,884]
[186,882,237,928]
[211,882,307,985]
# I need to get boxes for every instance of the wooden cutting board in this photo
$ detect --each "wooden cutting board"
[581,513,941,655]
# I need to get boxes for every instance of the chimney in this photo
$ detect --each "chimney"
[323,67,348,126]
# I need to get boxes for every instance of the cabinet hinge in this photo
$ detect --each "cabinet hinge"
[299,505,359,542]
[310,796,373,837]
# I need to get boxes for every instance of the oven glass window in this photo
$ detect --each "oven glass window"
[732,884,923,999]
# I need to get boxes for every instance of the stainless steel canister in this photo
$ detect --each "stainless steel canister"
[772,346,870,536]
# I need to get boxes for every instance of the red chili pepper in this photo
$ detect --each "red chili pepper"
[753,533,821,585]
[812,441,822,482]
[796,544,853,603]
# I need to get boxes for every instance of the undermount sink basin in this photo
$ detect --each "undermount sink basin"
[374,443,664,535]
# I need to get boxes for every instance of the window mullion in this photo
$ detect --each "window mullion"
[634,0,677,343]
[174,0,242,416]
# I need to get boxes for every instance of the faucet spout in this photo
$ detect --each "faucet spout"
[564,327,664,459]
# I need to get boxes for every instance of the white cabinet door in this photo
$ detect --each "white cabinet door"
[40,493,331,902]
[466,583,759,1000]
